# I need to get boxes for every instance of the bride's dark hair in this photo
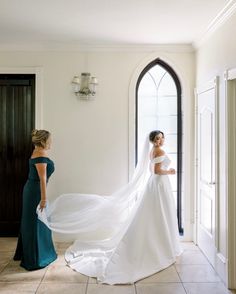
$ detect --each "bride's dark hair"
[149,130,164,143]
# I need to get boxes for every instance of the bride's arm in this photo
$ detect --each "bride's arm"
[152,148,176,175]
[154,163,175,175]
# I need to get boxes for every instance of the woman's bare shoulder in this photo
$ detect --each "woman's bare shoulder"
[153,148,165,158]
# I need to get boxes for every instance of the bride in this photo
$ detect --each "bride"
[38,130,182,284]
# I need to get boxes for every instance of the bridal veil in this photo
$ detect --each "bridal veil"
[37,136,151,249]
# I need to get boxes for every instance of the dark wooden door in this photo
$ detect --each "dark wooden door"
[0,74,35,236]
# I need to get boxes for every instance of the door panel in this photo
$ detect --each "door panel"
[200,108,213,183]
[0,74,35,236]
[196,79,217,266]
[200,190,212,234]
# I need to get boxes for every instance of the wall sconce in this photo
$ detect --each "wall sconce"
[72,73,98,100]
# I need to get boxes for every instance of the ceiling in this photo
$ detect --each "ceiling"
[0,0,230,47]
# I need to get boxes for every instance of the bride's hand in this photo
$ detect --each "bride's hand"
[169,168,176,175]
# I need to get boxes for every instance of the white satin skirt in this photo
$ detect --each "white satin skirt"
[65,174,182,284]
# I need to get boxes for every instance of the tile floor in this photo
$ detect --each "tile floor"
[0,238,235,294]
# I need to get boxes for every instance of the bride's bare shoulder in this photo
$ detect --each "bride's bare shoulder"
[152,148,165,158]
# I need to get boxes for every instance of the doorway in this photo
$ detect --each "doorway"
[0,74,35,236]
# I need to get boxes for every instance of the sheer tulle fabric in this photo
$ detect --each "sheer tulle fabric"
[37,137,151,247]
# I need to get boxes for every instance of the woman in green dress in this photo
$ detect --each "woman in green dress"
[14,129,57,270]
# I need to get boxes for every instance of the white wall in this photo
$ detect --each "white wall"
[0,46,195,240]
[196,12,236,284]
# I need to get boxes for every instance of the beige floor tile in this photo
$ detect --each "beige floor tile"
[37,283,87,294]
[5,260,20,267]
[0,263,9,270]
[183,282,234,294]
[55,249,66,255]
[176,251,209,265]
[87,284,135,294]
[42,265,88,283]
[181,242,200,251]
[137,265,180,283]
[49,254,66,266]
[0,253,13,271]
[88,277,97,284]
[0,238,17,252]
[175,265,221,282]
[0,282,39,293]
[54,242,72,251]
[0,264,8,274]
[0,252,14,262]
[136,283,186,294]
[0,263,47,283]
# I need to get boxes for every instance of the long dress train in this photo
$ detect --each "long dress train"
[64,155,182,284]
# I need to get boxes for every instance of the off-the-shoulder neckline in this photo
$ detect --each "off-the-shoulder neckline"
[30,156,50,160]
[152,155,165,159]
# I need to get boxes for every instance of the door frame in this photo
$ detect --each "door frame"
[0,67,43,128]
[224,68,236,289]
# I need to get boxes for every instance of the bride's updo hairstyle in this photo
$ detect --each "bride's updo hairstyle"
[149,130,164,143]
[32,129,51,148]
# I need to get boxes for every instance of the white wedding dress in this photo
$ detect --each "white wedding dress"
[37,138,182,284]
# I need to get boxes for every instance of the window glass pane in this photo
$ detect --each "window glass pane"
[138,96,157,116]
[168,153,177,170]
[164,134,177,153]
[138,74,157,97]
[158,72,177,96]
[138,118,156,160]
[156,116,177,133]
[157,96,177,116]
[148,66,166,86]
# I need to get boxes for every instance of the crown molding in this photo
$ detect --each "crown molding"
[0,42,194,53]
[193,0,236,49]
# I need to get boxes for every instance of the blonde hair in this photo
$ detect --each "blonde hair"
[31,129,51,148]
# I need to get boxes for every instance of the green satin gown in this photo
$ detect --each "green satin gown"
[14,157,57,270]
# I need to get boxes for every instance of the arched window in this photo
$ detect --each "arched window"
[136,58,183,234]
